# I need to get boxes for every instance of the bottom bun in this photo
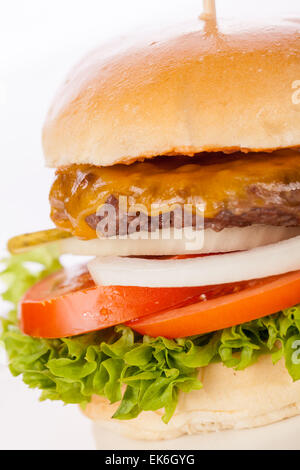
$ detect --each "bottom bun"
[82,355,300,441]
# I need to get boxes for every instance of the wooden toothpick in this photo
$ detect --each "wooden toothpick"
[200,0,216,22]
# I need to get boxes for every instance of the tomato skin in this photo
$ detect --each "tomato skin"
[128,270,300,338]
[20,263,300,339]
[20,267,213,338]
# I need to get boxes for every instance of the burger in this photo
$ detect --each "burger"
[2,15,300,442]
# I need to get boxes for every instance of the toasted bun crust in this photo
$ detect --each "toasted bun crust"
[83,356,300,440]
[43,17,300,168]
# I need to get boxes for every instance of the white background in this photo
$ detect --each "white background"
[0,0,299,450]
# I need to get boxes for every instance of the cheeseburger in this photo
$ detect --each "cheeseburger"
[2,14,300,441]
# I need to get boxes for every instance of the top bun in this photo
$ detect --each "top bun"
[43,17,300,168]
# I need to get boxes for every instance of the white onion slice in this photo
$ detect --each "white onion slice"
[88,235,300,287]
[58,226,300,257]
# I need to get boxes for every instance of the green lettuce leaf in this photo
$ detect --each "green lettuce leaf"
[2,246,300,422]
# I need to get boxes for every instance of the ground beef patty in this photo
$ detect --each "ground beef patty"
[50,150,300,239]
[85,193,300,237]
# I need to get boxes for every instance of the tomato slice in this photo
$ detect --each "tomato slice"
[20,266,218,338]
[128,270,300,338]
